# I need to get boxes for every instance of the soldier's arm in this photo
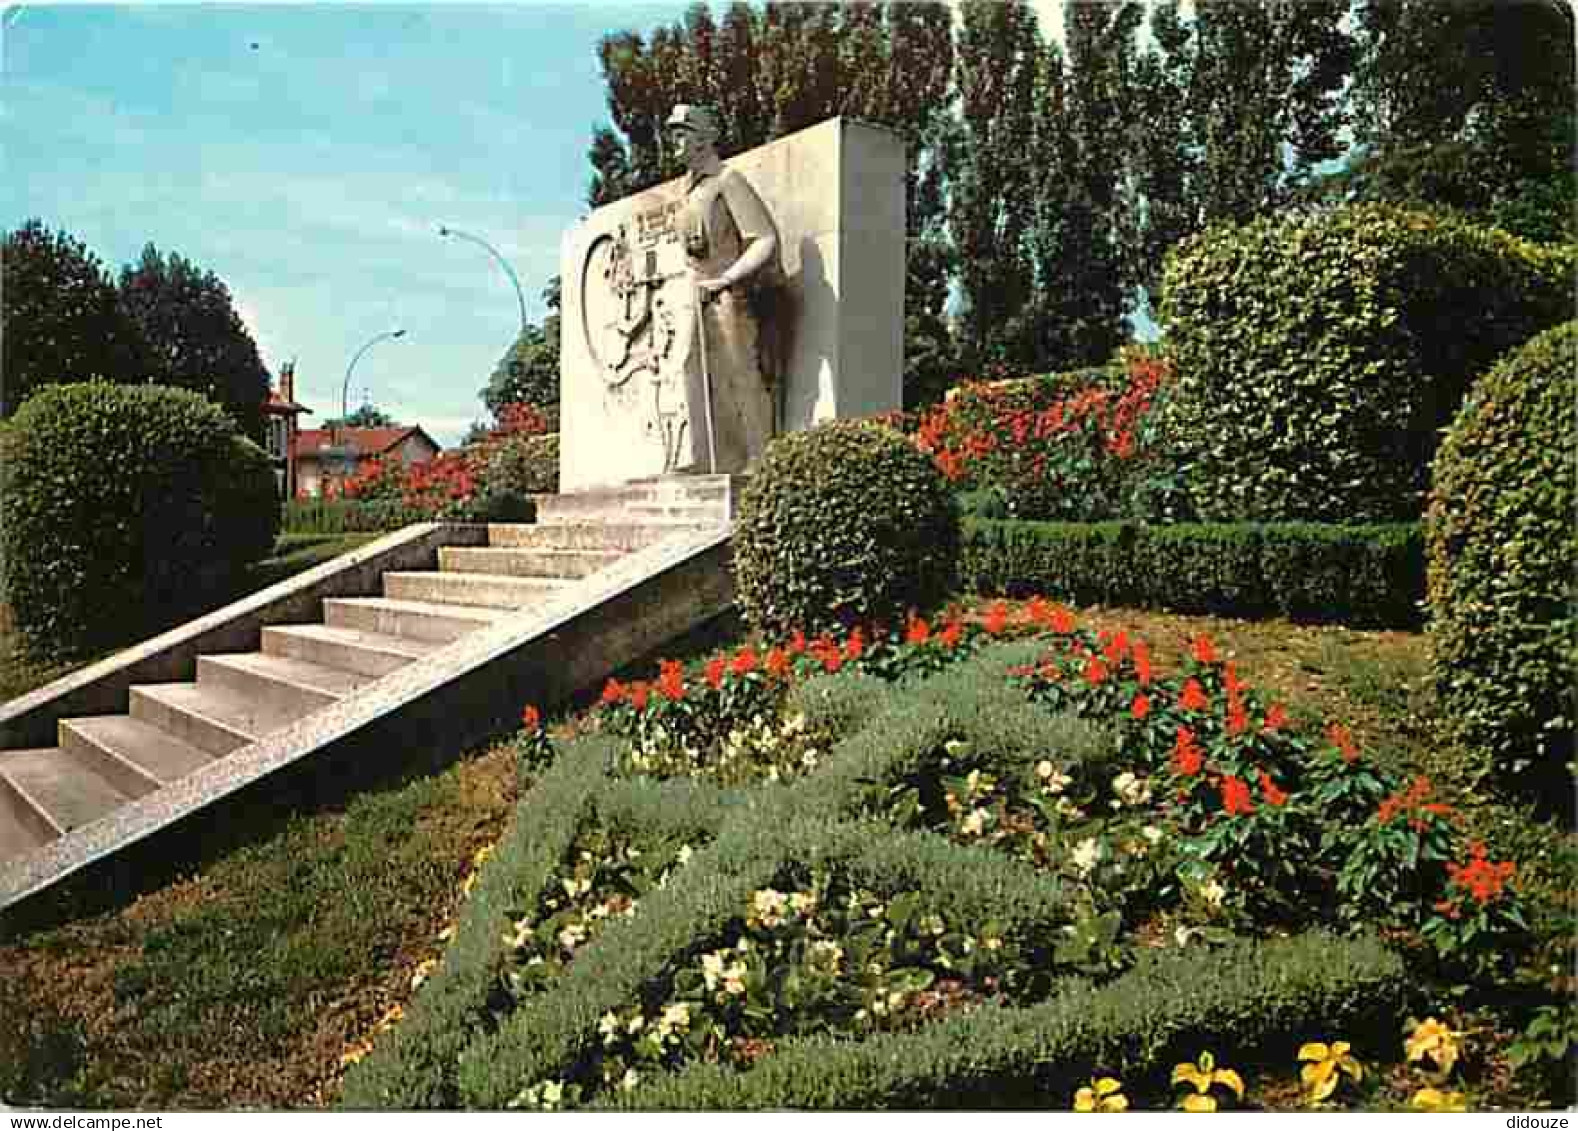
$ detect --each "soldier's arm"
[706,169,779,290]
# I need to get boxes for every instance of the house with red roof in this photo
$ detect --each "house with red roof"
[294,423,441,498]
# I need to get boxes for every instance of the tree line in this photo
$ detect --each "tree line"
[2,221,271,439]
[579,0,1574,406]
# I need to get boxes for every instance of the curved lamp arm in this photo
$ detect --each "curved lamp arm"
[438,224,528,332]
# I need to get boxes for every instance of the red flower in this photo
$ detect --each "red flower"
[731,647,758,676]
[766,647,791,680]
[1263,703,1288,733]
[600,678,625,706]
[1100,629,1130,665]
[1131,693,1152,721]
[1179,679,1208,713]
[788,629,807,656]
[1225,693,1249,736]
[1222,663,1243,697]
[657,659,686,702]
[983,601,1010,636]
[1326,721,1359,763]
[1220,775,1255,816]
[1258,770,1288,807]
[1048,604,1075,635]
[1133,640,1153,687]
[521,704,541,731]
[1446,842,1517,904]
[1172,726,1204,777]
[705,657,727,690]
[906,614,931,646]
[627,681,650,711]
[1084,656,1109,685]
[1191,635,1218,666]
[844,627,866,662]
[939,619,963,649]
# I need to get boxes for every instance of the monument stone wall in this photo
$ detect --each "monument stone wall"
[558,116,905,490]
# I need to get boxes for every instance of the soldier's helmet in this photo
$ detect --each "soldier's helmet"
[664,104,721,146]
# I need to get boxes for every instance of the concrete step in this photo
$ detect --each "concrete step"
[197,652,366,720]
[438,546,626,580]
[534,481,731,522]
[484,521,711,552]
[382,570,573,610]
[0,747,129,835]
[58,715,216,795]
[128,682,290,757]
[323,597,504,644]
[261,623,440,678]
[0,757,62,860]
[623,502,729,521]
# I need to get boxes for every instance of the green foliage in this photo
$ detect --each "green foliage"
[323,403,396,430]
[281,498,432,535]
[1425,320,1577,785]
[1159,203,1574,522]
[0,219,148,417]
[480,432,559,497]
[482,320,560,418]
[0,382,278,659]
[734,420,959,637]
[117,243,271,441]
[602,932,1404,1110]
[959,519,1425,628]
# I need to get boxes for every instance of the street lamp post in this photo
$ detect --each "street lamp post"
[438,224,527,332]
[331,328,406,484]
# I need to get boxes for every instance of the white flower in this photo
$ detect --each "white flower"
[677,843,694,865]
[752,888,789,927]
[1072,837,1103,876]
[1174,925,1198,947]
[1038,763,1073,795]
[961,808,990,837]
[557,922,588,950]
[808,939,844,973]
[621,1069,640,1092]
[1112,771,1152,807]
[783,711,807,735]
[598,1011,620,1044]
[790,891,818,916]
[1142,825,1164,844]
[657,1002,691,1037]
[1200,879,1227,907]
[701,951,725,989]
[626,1013,645,1034]
[801,749,819,768]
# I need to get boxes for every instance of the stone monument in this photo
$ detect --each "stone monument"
[558,114,905,491]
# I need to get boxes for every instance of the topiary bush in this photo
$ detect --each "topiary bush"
[0,381,279,659]
[1425,320,1577,785]
[1159,203,1574,522]
[734,420,959,637]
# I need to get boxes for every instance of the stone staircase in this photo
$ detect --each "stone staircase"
[0,475,736,903]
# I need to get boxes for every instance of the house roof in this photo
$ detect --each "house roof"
[263,388,312,415]
[295,426,439,459]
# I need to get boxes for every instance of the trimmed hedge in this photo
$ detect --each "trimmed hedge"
[339,742,734,1109]
[1426,320,1577,783]
[480,432,559,497]
[599,931,1406,1110]
[959,519,1424,628]
[0,381,278,658]
[1159,203,1574,522]
[281,498,432,535]
[734,419,959,636]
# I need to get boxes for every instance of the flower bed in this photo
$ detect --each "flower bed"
[341,597,1561,1111]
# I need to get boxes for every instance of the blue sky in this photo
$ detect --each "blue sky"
[3,2,704,446]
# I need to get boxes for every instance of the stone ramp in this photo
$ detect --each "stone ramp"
[0,475,739,912]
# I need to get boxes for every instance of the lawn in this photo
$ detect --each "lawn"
[3,597,1568,1110]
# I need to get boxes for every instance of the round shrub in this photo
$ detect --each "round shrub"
[734,420,959,636]
[0,381,280,659]
[1159,203,1574,522]
[1425,321,1576,784]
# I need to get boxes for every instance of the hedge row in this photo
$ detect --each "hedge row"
[454,814,1074,1109]
[600,931,1406,1110]
[959,519,1423,627]
[281,497,434,535]
[340,741,734,1109]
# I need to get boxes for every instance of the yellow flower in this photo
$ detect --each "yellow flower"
[1073,1077,1128,1112]
[1172,1050,1245,1112]
[1411,1087,1469,1112]
[409,957,440,991]
[1405,1017,1463,1076]
[1298,1040,1364,1103]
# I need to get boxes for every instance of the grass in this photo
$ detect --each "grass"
[0,586,1569,1110]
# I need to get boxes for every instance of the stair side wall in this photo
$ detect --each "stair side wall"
[0,523,489,749]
